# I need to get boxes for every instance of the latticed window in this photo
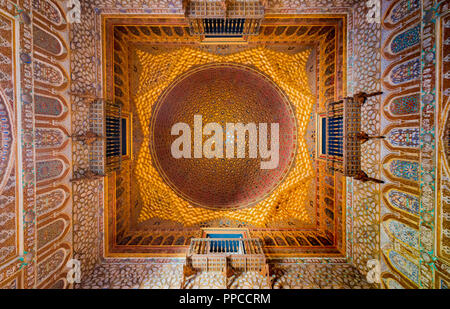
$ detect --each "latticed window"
[106,116,121,158]
[202,18,246,36]
[319,116,343,158]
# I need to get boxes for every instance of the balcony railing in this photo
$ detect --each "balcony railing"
[186,0,264,36]
[187,238,266,272]
[188,238,264,256]
[183,237,271,288]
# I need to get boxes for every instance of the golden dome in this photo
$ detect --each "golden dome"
[150,63,297,210]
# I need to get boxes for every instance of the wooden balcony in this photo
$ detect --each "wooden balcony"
[183,237,271,288]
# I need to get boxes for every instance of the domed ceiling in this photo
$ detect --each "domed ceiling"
[131,46,314,226]
[150,63,297,210]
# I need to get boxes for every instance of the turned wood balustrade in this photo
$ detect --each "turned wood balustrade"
[182,237,271,288]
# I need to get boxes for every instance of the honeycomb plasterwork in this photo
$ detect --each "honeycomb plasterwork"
[132,47,313,226]
[78,262,372,289]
